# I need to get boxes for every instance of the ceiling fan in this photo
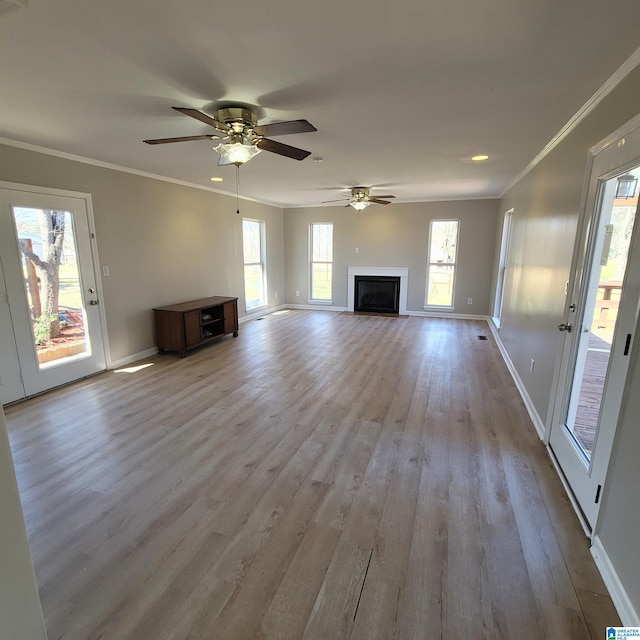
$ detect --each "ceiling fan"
[144,105,317,166]
[323,187,397,211]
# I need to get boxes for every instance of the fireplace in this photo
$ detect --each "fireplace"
[347,267,409,315]
[354,276,400,314]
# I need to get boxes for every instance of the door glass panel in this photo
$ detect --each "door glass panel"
[565,169,639,460]
[12,207,89,369]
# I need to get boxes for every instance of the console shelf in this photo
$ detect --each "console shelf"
[153,296,238,357]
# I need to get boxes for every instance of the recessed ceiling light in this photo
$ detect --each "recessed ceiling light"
[471,154,489,162]
[210,177,224,182]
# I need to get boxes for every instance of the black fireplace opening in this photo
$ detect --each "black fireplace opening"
[354,275,400,314]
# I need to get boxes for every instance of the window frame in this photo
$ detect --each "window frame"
[309,222,334,304]
[424,218,460,310]
[242,218,267,311]
[493,208,514,327]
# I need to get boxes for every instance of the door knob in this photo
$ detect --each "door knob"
[557,323,572,332]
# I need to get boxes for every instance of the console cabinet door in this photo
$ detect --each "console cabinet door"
[184,311,202,347]
[223,300,238,334]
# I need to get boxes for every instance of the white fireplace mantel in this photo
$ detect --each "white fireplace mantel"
[347,267,409,314]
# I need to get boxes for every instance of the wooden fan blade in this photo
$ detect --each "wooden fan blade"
[172,107,228,132]
[369,198,392,205]
[257,138,311,160]
[372,195,396,199]
[144,135,217,145]
[253,119,317,137]
[321,198,349,203]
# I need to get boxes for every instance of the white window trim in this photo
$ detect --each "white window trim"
[243,218,267,311]
[309,222,334,303]
[492,207,514,327]
[424,218,459,310]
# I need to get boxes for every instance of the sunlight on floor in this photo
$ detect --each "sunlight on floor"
[114,362,155,374]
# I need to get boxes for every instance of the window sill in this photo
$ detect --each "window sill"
[307,299,333,306]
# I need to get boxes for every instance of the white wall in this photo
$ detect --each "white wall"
[0,402,47,640]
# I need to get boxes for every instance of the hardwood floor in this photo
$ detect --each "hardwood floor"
[5,311,620,639]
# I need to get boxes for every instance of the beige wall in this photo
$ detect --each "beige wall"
[0,404,47,640]
[497,64,640,620]
[496,64,640,425]
[284,199,499,314]
[0,145,285,364]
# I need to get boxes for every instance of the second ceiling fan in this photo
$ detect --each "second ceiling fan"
[144,105,317,166]
[324,187,396,210]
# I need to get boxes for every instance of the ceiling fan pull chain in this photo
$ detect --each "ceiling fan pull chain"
[236,164,240,214]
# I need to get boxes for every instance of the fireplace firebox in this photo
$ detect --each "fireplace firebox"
[354,275,400,314]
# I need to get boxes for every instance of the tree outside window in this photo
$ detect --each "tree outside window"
[310,223,333,301]
[426,219,459,307]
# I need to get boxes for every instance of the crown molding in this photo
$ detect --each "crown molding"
[0,137,278,208]
[500,44,640,198]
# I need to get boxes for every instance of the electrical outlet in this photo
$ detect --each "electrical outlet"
[295,290,300,297]
[530,358,535,373]
[467,297,473,305]
[274,292,278,299]
[102,265,110,276]
[355,247,360,253]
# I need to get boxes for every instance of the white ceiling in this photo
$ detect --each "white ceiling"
[2,0,640,208]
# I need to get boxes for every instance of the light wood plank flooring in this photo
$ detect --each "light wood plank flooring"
[5,311,620,639]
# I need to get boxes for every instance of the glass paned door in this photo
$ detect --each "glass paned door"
[565,175,638,461]
[0,188,106,403]
[12,207,90,368]
[549,133,640,529]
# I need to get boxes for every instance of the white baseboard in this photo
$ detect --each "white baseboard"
[409,310,488,320]
[285,304,348,312]
[591,535,640,626]
[284,306,485,318]
[486,319,546,440]
[110,347,159,370]
[240,304,287,323]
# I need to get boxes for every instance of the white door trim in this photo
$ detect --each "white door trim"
[548,116,640,531]
[0,182,111,393]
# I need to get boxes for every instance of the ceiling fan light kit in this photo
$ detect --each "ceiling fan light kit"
[144,104,316,167]
[350,200,371,211]
[214,140,261,165]
[324,186,397,209]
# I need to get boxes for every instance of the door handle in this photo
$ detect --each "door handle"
[89,299,99,306]
[557,323,572,332]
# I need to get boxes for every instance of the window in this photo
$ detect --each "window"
[310,223,333,301]
[425,219,459,308]
[243,219,266,310]
[493,208,514,325]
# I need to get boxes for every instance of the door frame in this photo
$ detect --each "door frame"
[0,181,111,394]
[547,113,640,532]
